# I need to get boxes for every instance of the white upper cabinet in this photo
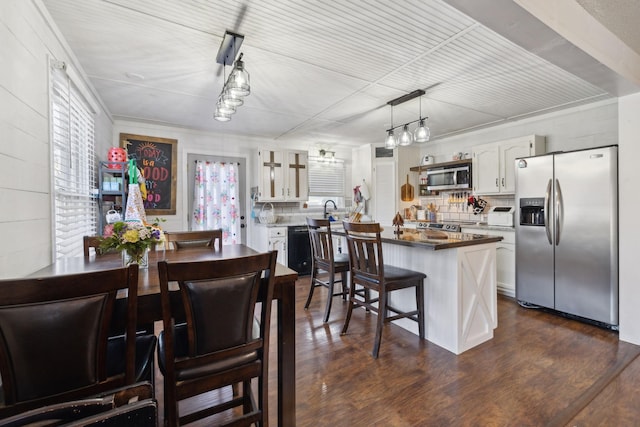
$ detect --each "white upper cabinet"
[472,135,545,195]
[256,149,308,201]
[285,151,308,200]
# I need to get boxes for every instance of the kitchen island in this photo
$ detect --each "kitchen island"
[335,226,503,355]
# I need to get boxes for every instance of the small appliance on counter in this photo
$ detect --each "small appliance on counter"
[487,206,514,227]
[421,155,434,165]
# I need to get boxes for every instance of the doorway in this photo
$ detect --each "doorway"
[186,153,247,244]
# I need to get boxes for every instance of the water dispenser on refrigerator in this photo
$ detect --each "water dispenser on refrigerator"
[519,197,545,226]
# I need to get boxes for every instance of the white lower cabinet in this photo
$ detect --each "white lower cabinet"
[252,226,287,266]
[462,227,515,297]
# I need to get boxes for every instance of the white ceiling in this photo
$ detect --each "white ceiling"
[41,0,640,150]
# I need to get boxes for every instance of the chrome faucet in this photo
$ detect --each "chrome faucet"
[323,199,337,219]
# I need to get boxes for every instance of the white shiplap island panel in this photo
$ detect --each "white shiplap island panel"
[382,241,497,355]
[335,227,500,355]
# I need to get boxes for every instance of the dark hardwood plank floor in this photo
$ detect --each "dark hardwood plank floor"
[156,276,640,426]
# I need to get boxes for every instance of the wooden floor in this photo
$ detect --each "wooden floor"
[157,276,640,426]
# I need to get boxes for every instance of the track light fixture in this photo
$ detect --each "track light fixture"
[384,89,431,147]
[214,30,251,122]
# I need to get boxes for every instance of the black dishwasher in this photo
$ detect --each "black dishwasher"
[287,226,312,276]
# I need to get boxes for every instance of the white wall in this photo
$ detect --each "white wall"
[112,120,270,233]
[618,93,640,345]
[112,120,354,248]
[418,99,618,162]
[0,0,113,279]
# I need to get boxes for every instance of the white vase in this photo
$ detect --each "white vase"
[122,248,149,269]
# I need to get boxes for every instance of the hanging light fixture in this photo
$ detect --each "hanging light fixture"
[213,30,250,122]
[384,89,431,146]
[222,88,243,107]
[214,65,236,121]
[398,124,413,146]
[414,96,431,143]
[227,53,250,97]
[414,117,431,143]
[213,109,232,122]
[216,98,236,115]
[385,130,397,149]
[384,104,398,149]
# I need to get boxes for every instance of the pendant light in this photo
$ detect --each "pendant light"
[398,124,413,146]
[227,53,250,97]
[384,105,397,149]
[385,129,397,149]
[222,88,243,107]
[414,96,431,143]
[213,109,232,122]
[216,98,235,115]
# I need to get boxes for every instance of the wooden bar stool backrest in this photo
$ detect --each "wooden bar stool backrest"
[157,251,277,426]
[305,217,350,322]
[307,218,336,269]
[0,266,140,418]
[163,230,222,251]
[342,221,426,358]
[343,221,384,286]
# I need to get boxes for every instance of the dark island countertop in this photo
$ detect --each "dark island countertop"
[333,226,503,251]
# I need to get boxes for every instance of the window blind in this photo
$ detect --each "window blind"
[308,159,345,197]
[51,62,97,259]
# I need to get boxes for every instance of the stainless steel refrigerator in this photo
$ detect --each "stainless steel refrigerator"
[515,146,618,327]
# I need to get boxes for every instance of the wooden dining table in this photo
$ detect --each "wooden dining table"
[31,244,298,427]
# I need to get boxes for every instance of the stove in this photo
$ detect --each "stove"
[416,222,461,232]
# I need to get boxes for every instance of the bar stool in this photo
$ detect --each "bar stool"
[341,221,426,358]
[305,217,350,322]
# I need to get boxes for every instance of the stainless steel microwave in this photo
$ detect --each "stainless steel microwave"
[426,163,471,191]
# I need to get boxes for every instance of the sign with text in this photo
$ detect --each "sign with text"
[120,133,177,215]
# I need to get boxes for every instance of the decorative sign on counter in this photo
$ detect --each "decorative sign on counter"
[120,133,177,215]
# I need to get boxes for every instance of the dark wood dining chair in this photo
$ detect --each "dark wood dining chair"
[0,266,149,418]
[342,221,426,358]
[164,229,223,251]
[157,251,278,426]
[305,217,350,322]
[84,235,112,256]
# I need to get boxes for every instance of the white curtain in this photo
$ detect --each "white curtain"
[192,161,240,245]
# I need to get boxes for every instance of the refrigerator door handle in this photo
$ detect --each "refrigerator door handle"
[545,179,553,244]
[555,179,563,245]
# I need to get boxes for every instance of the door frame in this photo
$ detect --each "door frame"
[182,151,249,245]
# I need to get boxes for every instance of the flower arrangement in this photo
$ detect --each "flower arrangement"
[100,221,164,266]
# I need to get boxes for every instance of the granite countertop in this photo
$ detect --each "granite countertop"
[333,227,503,251]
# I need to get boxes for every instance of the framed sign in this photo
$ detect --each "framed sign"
[120,133,177,215]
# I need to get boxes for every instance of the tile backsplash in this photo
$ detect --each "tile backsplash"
[252,194,514,225]
[418,193,515,223]
[252,202,348,225]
